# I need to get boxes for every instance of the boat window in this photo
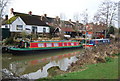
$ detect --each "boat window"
[54,43,59,47]
[103,40,105,43]
[71,43,74,46]
[67,43,69,46]
[76,42,79,45]
[38,43,44,47]
[46,43,52,47]
[62,43,64,46]
[100,40,103,42]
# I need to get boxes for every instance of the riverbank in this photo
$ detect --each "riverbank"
[53,56,118,79]
[2,40,120,80]
[37,41,120,80]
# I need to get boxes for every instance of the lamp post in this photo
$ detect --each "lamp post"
[84,25,87,49]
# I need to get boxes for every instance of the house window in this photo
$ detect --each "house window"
[43,28,46,33]
[16,25,23,30]
[32,26,37,34]
[5,25,8,28]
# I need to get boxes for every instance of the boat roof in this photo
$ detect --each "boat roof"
[30,40,79,43]
[91,39,109,41]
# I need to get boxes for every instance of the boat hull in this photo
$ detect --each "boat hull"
[9,45,83,55]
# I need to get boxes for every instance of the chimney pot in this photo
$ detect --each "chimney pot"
[76,21,79,23]
[10,8,14,14]
[69,19,71,22]
[5,15,8,20]
[44,14,47,17]
[28,11,32,15]
[56,16,59,19]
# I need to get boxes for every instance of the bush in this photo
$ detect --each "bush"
[112,53,120,57]
[105,57,112,62]
[4,37,14,45]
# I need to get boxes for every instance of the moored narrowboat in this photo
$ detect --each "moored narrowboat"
[8,40,82,54]
[82,39,110,47]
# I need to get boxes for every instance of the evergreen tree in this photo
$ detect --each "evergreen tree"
[108,26,115,34]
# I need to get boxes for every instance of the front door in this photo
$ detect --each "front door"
[32,26,37,34]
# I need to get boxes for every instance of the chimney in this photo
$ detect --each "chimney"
[76,21,79,23]
[56,16,59,19]
[44,14,47,17]
[28,11,32,15]
[5,15,8,20]
[69,19,72,22]
[10,8,14,14]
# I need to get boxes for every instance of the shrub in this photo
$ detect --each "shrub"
[112,53,120,57]
[105,57,112,62]
[4,37,15,45]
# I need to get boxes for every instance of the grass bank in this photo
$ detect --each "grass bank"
[53,57,118,79]
[37,55,119,81]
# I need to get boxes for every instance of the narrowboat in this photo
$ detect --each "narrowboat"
[8,40,82,54]
[82,39,110,47]
[89,39,110,46]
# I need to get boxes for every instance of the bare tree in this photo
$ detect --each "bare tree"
[0,0,10,17]
[59,13,66,20]
[0,0,10,26]
[80,9,89,25]
[59,13,66,27]
[93,0,118,27]
[73,13,80,21]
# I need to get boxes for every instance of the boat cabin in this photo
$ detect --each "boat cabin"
[17,41,30,48]
[82,39,110,47]
[89,39,110,45]
[17,40,81,48]
[29,41,80,48]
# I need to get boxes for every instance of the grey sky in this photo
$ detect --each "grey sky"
[7,0,119,22]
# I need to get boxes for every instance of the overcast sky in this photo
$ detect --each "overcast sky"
[8,0,119,22]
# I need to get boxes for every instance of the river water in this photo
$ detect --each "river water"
[2,48,84,79]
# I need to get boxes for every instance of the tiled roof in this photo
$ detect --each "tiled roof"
[64,21,74,26]
[13,12,55,24]
[60,27,75,32]
[20,15,48,26]
[5,12,49,26]
[92,24,107,32]
[86,23,108,32]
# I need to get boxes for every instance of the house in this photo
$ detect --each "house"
[46,17,84,38]
[83,23,108,39]
[35,14,84,38]
[2,9,51,38]
[2,8,85,40]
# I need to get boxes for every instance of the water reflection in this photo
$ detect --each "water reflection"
[2,48,83,79]
[21,56,78,79]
